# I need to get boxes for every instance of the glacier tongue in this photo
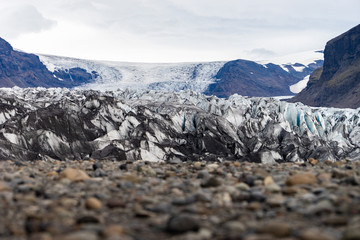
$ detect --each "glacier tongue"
[0,88,359,162]
[38,54,225,93]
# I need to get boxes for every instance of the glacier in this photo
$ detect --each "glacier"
[38,51,323,97]
[0,87,359,163]
[39,54,226,93]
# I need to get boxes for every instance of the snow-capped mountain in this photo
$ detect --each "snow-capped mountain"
[205,51,323,97]
[0,88,358,162]
[38,51,323,97]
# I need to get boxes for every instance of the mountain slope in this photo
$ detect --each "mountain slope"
[204,56,322,97]
[290,24,360,108]
[0,37,97,88]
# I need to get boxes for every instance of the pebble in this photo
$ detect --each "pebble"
[141,166,156,177]
[201,176,222,188]
[223,221,246,233]
[76,215,100,224]
[102,225,124,238]
[166,214,200,233]
[85,197,102,210]
[236,182,251,191]
[286,173,317,186]
[324,160,333,165]
[305,200,333,215]
[134,204,152,218]
[317,173,332,183]
[308,158,319,165]
[299,228,335,240]
[206,163,219,173]
[265,183,281,193]
[257,222,292,238]
[332,169,351,179]
[266,194,286,207]
[264,176,275,186]
[93,168,107,177]
[92,162,103,171]
[59,168,90,182]
[119,163,127,170]
[247,202,261,211]
[0,159,359,240]
[343,226,360,240]
[193,162,202,170]
[233,162,241,167]
[0,181,11,192]
[60,231,98,240]
[197,170,210,179]
[323,215,348,226]
[106,199,126,209]
[47,171,58,177]
[249,190,266,202]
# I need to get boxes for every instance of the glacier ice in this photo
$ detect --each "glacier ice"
[0,87,359,163]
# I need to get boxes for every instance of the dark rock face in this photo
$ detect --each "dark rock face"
[290,24,360,108]
[0,37,95,88]
[0,89,359,162]
[205,59,322,98]
[53,67,99,86]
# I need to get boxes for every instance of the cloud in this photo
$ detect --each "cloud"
[3,0,360,62]
[247,49,277,59]
[0,5,56,39]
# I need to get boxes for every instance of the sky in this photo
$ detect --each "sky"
[0,0,359,63]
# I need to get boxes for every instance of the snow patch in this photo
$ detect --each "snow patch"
[259,51,323,66]
[290,75,310,94]
[292,66,306,72]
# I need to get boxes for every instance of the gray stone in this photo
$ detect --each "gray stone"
[166,214,200,233]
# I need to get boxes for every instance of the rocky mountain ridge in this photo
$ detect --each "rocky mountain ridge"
[0,37,96,88]
[204,58,322,97]
[290,24,360,108]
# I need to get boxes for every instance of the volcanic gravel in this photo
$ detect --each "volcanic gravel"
[0,159,360,240]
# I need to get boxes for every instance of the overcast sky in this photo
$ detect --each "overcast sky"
[0,0,359,62]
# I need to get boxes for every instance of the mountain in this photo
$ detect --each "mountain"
[0,36,322,97]
[0,37,96,88]
[39,52,323,97]
[204,54,323,97]
[290,24,360,108]
[0,88,359,162]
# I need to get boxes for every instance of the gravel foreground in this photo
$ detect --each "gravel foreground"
[0,159,360,240]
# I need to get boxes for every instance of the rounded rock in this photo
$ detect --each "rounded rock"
[166,214,200,233]
[85,197,102,210]
[286,173,317,186]
[60,168,90,182]
[299,228,335,240]
[257,222,292,238]
[103,225,124,238]
[264,176,275,186]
